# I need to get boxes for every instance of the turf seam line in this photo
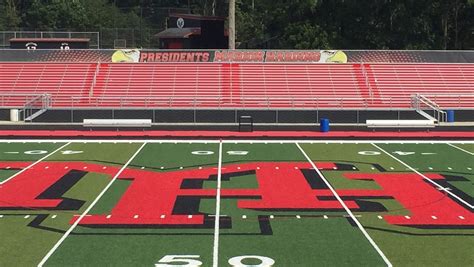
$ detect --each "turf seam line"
[37,142,148,267]
[212,141,223,267]
[296,143,393,267]
[447,143,474,156]
[0,142,71,185]
[372,143,473,210]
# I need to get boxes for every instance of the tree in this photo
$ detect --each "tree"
[0,0,22,30]
[24,0,88,31]
[0,0,472,49]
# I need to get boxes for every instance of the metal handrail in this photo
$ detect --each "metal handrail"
[89,62,101,97]
[63,95,410,109]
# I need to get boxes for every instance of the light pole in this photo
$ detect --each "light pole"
[229,0,235,49]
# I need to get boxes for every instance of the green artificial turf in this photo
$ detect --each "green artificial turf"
[0,141,472,266]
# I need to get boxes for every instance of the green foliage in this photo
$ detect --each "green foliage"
[236,0,473,49]
[0,0,22,30]
[0,0,472,49]
[282,22,330,49]
[25,0,88,30]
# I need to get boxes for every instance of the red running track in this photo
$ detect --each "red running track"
[0,130,472,138]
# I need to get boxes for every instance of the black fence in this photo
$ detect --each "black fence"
[0,109,432,124]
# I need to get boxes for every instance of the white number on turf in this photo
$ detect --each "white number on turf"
[155,255,202,266]
[359,150,428,156]
[155,255,275,267]
[192,151,248,156]
[228,255,275,267]
[227,151,249,155]
[192,151,215,155]
[392,151,415,156]
[15,150,83,155]
[24,150,48,155]
[358,151,381,156]
[61,150,84,155]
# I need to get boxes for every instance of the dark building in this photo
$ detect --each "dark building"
[156,13,228,49]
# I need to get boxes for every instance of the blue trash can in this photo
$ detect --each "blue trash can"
[320,118,330,132]
[447,110,455,123]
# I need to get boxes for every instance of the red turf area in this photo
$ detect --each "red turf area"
[1,161,472,227]
[0,130,473,138]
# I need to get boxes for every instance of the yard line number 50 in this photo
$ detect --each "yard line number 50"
[155,255,275,267]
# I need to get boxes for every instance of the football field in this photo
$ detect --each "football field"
[0,140,472,266]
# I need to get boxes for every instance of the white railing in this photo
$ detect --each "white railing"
[23,93,52,121]
[0,93,50,107]
[411,94,447,122]
[61,96,408,110]
[0,93,51,121]
[89,62,101,97]
[420,93,474,109]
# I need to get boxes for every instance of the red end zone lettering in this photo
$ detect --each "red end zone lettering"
[342,173,473,227]
[0,161,471,228]
[0,162,119,209]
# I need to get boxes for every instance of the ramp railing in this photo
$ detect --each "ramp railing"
[23,94,52,121]
[411,94,447,122]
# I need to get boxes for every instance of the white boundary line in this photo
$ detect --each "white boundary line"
[447,143,474,156]
[296,143,393,267]
[0,140,219,144]
[0,142,71,185]
[222,140,474,144]
[212,141,223,267]
[0,139,473,144]
[372,143,473,209]
[37,142,147,267]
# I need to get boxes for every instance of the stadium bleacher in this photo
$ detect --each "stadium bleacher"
[0,62,473,109]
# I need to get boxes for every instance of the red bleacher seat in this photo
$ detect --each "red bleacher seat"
[0,62,472,109]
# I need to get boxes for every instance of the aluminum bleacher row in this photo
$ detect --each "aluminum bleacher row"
[0,62,473,109]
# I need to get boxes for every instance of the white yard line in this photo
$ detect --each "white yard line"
[447,143,474,156]
[37,142,147,267]
[296,143,392,267]
[0,142,71,185]
[212,141,223,267]
[372,143,473,210]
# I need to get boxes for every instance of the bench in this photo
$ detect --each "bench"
[83,119,152,128]
[366,120,435,128]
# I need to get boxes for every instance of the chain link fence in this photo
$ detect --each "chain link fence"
[0,31,100,49]
[0,29,165,49]
[98,28,162,49]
